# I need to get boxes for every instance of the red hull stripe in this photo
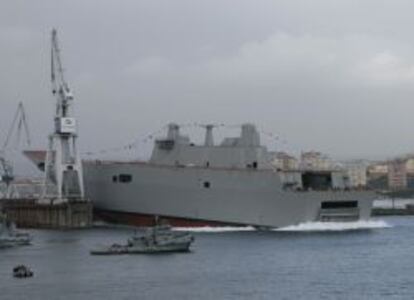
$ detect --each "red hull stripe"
[94,209,243,227]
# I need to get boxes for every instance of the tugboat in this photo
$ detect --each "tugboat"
[0,213,32,248]
[13,265,33,278]
[90,222,194,255]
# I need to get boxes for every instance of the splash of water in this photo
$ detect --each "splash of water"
[275,220,391,232]
[173,220,391,233]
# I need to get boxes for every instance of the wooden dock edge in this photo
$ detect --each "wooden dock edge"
[0,199,93,229]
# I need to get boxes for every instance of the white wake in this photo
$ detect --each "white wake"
[275,220,391,232]
[173,220,391,233]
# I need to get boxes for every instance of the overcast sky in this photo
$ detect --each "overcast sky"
[2,0,414,169]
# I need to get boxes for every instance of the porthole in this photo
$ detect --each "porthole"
[119,174,132,183]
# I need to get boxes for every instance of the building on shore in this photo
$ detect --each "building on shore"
[299,151,335,170]
[388,159,407,190]
[367,162,389,190]
[402,157,414,189]
[366,156,414,191]
[343,160,368,188]
[271,150,339,172]
[270,151,298,171]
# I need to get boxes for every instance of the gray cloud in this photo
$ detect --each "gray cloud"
[2,0,414,176]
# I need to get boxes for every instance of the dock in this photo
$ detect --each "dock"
[0,199,93,229]
[372,205,414,216]
[372,199,414,216]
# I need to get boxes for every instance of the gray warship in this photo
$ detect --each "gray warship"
[90,224,194,255]
[82,123,376,228]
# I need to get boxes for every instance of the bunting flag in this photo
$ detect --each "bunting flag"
[82,123,299,157]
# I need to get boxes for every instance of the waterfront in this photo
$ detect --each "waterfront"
[1,217,414,299]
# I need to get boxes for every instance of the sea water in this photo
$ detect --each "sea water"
[1,217,412,300]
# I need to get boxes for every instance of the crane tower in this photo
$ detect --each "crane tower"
[42,29,85,202]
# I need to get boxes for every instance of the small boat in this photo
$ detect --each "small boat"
[91,224,194,255]
[0,213,32,248]
[13,265,33,278]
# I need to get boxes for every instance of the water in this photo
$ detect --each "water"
[1,217,413,300]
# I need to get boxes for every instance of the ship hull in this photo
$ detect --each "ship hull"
[94,209,237,227]
[84,161,375,228]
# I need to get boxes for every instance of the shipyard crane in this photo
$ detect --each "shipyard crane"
[0,102,31,199]
[42,29,85,201]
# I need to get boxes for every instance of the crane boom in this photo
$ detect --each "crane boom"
[51,28,69,94]
[51,28,74,119]
[2,102,31,151]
